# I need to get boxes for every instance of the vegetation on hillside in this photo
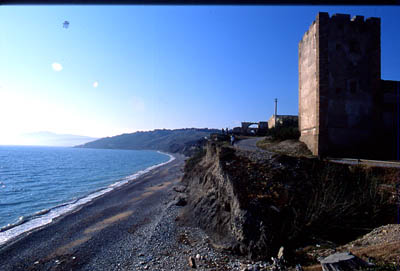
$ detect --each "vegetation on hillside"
[181,141,399,264]
[266,126,300,141]
[77,128,220,155]
[257,138,313,158]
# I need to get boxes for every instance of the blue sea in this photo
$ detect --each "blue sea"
[0,146,173,245]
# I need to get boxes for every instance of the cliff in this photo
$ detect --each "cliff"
[179,142,399,261]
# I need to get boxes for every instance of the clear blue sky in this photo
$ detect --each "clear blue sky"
[0,6,399,143]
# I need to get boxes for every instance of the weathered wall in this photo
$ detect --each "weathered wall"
[268,115,299,129]
[299,12,383,158]
[241,121,268,135]
[299,18,319,155]
[320,14,381,157]
[381,80,400,159]
[241,122,258,134]
[259,121,268,130]
[381,80,400,131]
[267,115,276,129]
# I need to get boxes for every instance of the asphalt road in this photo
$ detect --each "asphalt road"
[234,137,266,152]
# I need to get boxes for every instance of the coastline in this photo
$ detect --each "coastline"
[0,150,176,248]
[0,151,188,270]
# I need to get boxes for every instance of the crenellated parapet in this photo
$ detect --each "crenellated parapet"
[299,12,398,159]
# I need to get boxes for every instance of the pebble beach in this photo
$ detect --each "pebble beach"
[0,153,257,271]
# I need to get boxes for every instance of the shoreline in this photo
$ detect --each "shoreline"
[0,151,259,271]
[0,152,188,270]
[0,150,177,249]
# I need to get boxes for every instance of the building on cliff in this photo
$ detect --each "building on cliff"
[239,121,268,135]
[299,12,400,159]
[267,115,298,129]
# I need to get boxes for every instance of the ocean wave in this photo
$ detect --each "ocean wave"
[0,216,28,232]
[0,152,175,246]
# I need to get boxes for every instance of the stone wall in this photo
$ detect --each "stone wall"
[241,121,269,135]
[320,13,381,157]
[380,80,400,159]
[299,12,384,158]
[382,80,400,131]
[241,122,258,134]
[298,18,319,155]
[259,121,268,130]
[268,115,298,129]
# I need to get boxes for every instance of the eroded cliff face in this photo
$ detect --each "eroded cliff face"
[179,142,399,260]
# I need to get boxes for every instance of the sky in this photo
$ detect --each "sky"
[0,5,399,144]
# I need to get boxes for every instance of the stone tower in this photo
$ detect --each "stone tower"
[298,12,382,157]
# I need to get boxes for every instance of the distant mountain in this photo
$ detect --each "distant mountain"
[20,131,98,147]
[77,128,220,155]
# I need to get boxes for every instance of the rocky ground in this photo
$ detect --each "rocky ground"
[255,137,313,158]
[293,224,400,271]
[339,224,400,266]
[2,141,399,271]
[116,193,283,271]
[180,138,400,271]
[0,153,285,271]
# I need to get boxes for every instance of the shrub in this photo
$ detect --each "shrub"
[267,126,300,140]
[184,147,206,173]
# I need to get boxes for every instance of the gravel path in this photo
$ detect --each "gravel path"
[234,137,266,152]
[233,137,277,164]
[236,138,400,169]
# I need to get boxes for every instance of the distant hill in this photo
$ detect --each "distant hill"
[77,128,220,155]
[20,131,98,147]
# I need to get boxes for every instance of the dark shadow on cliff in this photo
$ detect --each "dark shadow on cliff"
[177,141,399,262]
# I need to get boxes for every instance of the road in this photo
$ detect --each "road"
[234,137,400,169]
[327,158,400,168]
[234,137,266,152]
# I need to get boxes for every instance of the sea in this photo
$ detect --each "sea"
[0,145,174,246]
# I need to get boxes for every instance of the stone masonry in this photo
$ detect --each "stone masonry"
[267,115,298,129]
[299,12,400,159]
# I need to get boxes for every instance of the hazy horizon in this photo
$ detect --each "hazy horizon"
[2,131,98,147]
[1,6,399,145]
[0,128,221,146]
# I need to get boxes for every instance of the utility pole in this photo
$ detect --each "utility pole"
[274,98,278,126]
